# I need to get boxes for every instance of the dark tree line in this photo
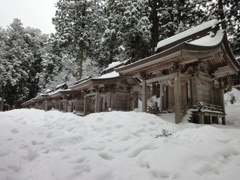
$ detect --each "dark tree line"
[53,0,240,80]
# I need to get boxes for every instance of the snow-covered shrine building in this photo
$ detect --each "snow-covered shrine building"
[22,19,240,125]
[21,61,140,115]
[116,19,240,124]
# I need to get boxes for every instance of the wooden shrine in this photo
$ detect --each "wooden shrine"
[116,19,240,124]
[22,19,240,125]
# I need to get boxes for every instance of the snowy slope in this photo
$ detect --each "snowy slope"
[1,109,240,180]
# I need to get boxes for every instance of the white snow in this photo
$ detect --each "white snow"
[92,71,120,79]
[187,30,224,47]
[48,89,72,96]
[55,83,66,89]
[103,61,123,72]
[225,88,240,126]
[156,19,219,50]
[1,100,240,179]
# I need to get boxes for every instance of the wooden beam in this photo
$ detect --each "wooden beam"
[145,73,177,84]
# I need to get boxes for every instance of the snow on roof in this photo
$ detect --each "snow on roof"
[48,89,71,96]
[74,75,92,85]
[92,71,119,80]
[156,19,219,51]
[56,83,66,89]
[104,61,123,71]
[102,59,131,73]
[187,30,224,47]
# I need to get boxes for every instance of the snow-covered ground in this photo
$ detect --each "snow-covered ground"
[1,89,240,180]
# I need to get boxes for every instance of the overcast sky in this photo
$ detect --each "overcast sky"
[0,0,58,34]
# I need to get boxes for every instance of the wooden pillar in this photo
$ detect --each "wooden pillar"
[44,100,48,111]
[220,89,226,125]
[159,83,163,111]
[0,92,4,111]
[174,72,182,124]
[191,75,198,106]
[210,113,213,124]
[107,92,111,111]
[156,83,160,98]
[133,92,138,109]
[142,79,147,112]
[110,93,114,110]
[58,100,61,111]
[84,95,87,115]
[199,112,204,124]
[63,99,68,112]
[95,92,99,113]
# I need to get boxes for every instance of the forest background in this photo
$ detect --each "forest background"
[0,0,239,109]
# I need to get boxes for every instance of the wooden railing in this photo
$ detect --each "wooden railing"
[192,102,224,112]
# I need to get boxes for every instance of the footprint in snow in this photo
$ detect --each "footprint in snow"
[96,117,103,122]
[138,158,151,169]
[11,129,19,133]
[98,152,113,160]
[151,170,170,179]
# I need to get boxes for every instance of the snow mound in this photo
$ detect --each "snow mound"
[225,88,240,126]
[0,109,240,180]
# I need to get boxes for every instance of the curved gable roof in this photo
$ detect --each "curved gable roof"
[116,22,240,77]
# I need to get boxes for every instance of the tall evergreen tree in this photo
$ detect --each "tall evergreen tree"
[98,0,151,67]
[199,0,240,53]
[0,19,61,108]
[53,0,105,79]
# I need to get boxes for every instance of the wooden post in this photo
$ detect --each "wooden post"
[220,89,226,125]
[174,72,182,124]
[84,95,87,115]
[45,100,48,111]
[63,99,68,112]
[95,92,99,113]
[210,113,213,124]
[106,92,111,111]
[159,83,163,111]
[0,92,4,111]
[58,100,61,111]
[133,92,138,109]
[191,75,198,106]
[142,79,147,112]
[199,112,204,124]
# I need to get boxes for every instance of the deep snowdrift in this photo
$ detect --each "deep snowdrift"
[1,108,240,180]
[225,88,240,126]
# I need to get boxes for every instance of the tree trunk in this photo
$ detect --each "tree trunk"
[149,0,159,54]
[77,40,84,80]
[1,91,4,111]
[218,0,226,29]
